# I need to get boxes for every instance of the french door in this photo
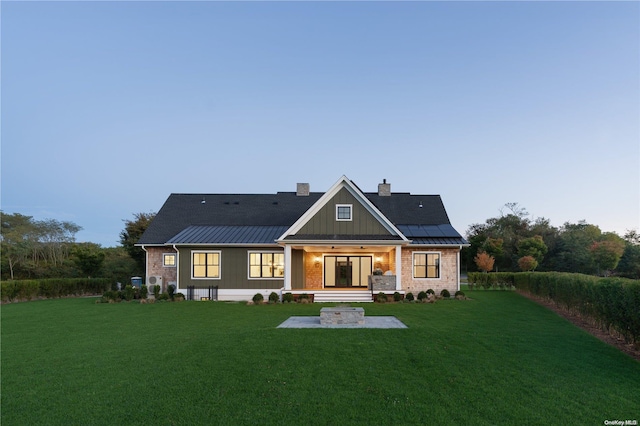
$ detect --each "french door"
[324,256,372,288]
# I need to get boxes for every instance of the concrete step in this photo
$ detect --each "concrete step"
[312,291,373,303]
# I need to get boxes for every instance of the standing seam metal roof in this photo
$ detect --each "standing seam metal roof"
[167,225,289,245]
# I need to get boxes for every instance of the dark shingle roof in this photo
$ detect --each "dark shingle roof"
[137,193,320,245]
[138,191,466,245]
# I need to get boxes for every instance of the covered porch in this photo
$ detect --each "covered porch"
[281,242,406,301]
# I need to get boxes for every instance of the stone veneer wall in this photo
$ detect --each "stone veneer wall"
[146,246,178,287]
[400,247,459,295]
[303,252,323,289]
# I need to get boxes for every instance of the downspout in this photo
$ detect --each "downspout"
[457,245,462,292]
[173,245,180,293]
[141,245,149,287]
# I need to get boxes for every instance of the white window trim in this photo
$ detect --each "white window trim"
[191,250,222,280]
[163,253,176,268]
[336,204,353,221]
[412,251,441,280]
[247,250,285,280]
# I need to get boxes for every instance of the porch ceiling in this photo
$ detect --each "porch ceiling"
[290,244,396,253]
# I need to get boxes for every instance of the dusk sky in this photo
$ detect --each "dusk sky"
[2,1,638,247]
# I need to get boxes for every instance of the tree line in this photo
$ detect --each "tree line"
[0,211,154,283]
[2,206,639,281]
[462,203,640,278]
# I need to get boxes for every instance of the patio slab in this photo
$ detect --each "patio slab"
[277,316,407,329]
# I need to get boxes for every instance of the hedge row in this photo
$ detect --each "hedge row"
[469,272,640,344]
[467,272,516,290]
[1,278,112,303]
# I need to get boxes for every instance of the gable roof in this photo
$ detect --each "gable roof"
[137,178,467,246]
[278,175,407,242]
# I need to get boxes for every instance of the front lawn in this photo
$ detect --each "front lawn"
[2,291,638,425]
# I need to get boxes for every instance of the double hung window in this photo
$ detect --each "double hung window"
[192,251,220,279]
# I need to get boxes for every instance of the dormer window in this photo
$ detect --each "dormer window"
[336,204,352,221]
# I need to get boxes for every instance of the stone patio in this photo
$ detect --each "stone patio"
[277,316,407,329]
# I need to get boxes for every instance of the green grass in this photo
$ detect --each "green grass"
[2,292,639,425]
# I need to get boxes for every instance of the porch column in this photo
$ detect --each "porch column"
[284,245,292,291]
[395,246,402,291]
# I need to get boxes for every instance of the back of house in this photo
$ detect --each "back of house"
[137,176,468,302]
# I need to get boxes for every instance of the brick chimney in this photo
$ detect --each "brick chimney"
[296,183,310,196]
[378,179,391,196]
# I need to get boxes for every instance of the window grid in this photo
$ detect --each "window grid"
[163,253,176,267]
[192,251,220,279]
[249,252,284,278]
[413,252,440,279]
[336,204,352,221]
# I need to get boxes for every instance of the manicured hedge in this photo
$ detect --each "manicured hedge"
[467,272,516,290]
[469,272,640,344]
[1,278,111,303]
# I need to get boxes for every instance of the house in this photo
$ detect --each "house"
[137,176,468,302]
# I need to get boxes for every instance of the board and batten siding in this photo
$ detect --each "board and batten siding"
[291,249,305,290]
[296,187,391,236]
[177,246,284,290]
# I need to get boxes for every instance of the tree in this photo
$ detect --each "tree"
[120,212,155,270]
[1,212,36,279]
[483,237,504,260]
[101,247,139,285]
[616,230,640,279]
[464,203,557,272]
[71,243,106,278]
[474,251,495,273]
[518,256,538,272]
[590,237,625,276]
[517,235,548,264]
[550,221,602,274]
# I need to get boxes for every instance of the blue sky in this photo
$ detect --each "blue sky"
[2,1,638,247]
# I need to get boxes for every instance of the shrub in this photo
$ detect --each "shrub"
[153,285,160,298]
[252,293,264,304]
[298,293,310,302]
[269,292,279,303]
[376,292,387,303]
[1,278,112,303]
[157,293,170,301]
[417,291,428,301]
[455,290,466,300]
[167,284,176,300]
[124,285,135,301]
[174,292,185,301]
[405,292,415,302]
[512,272,640,344]
[426,289,435,295]
[393,291,402,302]
[102,290,119,302]
[140,285,148,299]
[440,289,451,298]
[282,292,294,303]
